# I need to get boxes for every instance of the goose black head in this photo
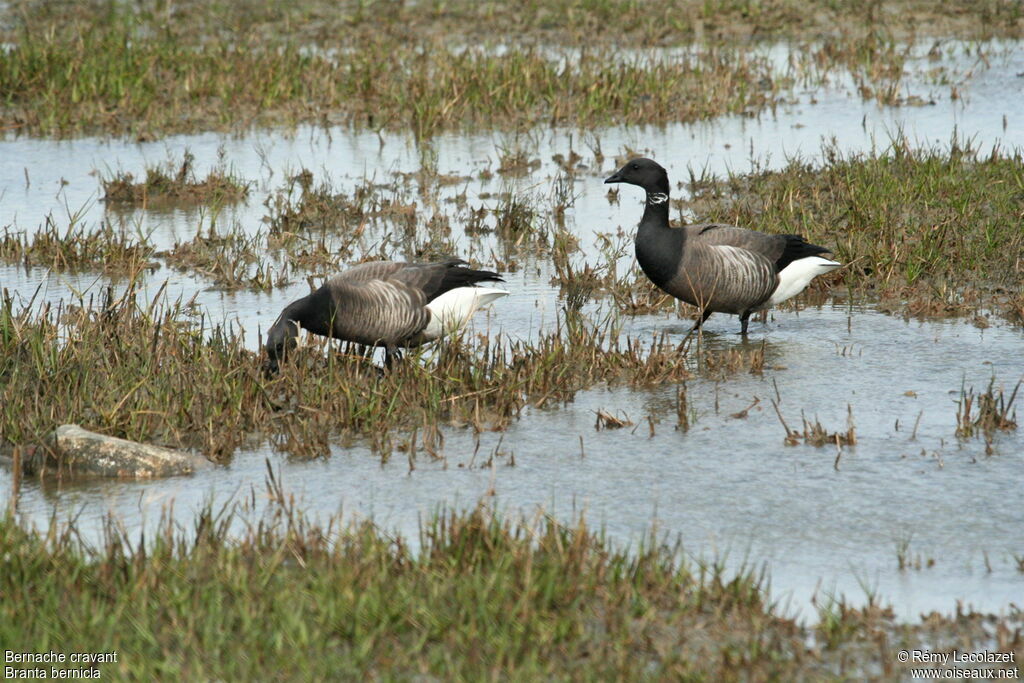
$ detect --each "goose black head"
[264,317,300,375]
[604,158,670,195]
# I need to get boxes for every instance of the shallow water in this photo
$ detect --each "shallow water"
[6,305,1022,621]
[1,42,1023,622]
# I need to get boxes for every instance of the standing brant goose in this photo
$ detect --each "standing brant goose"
[605,158,841,335]
[265,259,506,372]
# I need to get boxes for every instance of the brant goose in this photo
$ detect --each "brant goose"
[265,259,506,372]
[605,158,841,335]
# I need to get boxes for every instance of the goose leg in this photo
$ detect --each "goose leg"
[684,309,713,340]
[384,345,403,369]
[739,311,751,336]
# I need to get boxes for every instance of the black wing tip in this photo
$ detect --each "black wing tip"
[446,258,505,283]
[775,234,834,271]
[465,268,505,284]
[428,262,506,300]
[783,234,831,250]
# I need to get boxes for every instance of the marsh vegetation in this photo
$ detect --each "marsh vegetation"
[1,1,1020,137]
[5,485,1021,679]
[2,0,1023,678]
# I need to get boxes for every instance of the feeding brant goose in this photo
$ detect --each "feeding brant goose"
[605,158,841,335]
[265,258,506,372]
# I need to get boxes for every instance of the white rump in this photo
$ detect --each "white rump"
[768,256,841,306]
[422,287,509,340]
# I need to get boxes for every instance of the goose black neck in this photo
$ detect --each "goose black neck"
[285,289,334,336]
[640,191,671,228]
[635,192,682,290]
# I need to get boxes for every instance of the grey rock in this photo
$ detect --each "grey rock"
[32,424,209,478]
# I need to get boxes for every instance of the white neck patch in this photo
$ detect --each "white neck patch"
[647,192,669,205]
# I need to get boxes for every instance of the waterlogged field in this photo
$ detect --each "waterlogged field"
[1,0,1023,678]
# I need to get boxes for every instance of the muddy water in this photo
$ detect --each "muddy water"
[1,43,1023,622]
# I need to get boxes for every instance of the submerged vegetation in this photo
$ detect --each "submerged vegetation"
[102,150,250,206]
[4,494,1020,679]
[1,0,1019,137]
[3,134,1021,317]
[0,214,154,272]
[955,377,1020,454]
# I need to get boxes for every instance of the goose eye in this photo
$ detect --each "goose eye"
[631,163,639,170]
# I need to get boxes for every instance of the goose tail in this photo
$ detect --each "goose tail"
[768,256,841,306]
[421,286,508,340]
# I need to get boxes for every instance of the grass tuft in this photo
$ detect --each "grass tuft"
[955,376,1019,454]
[0,214,154,273]
[3,1,1011,137]
[102,150,250,206]
[2,493,1020,679]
